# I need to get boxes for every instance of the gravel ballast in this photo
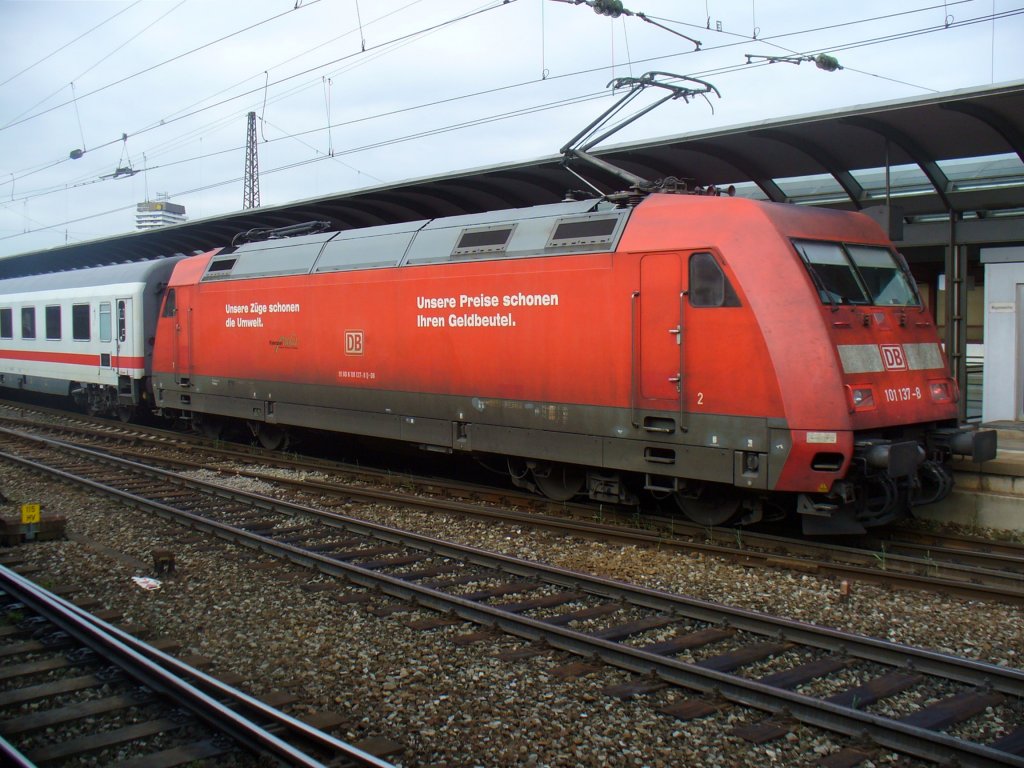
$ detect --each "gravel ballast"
[2,462,1021,767]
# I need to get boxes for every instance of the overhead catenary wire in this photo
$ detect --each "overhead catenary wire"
[127,0,518,143]
[0,0,143,89]
[0,87,615,233]
[647,0,977,42]
[0,0,975,188]
[70,83,87,155]
[1,0,517,189]
[354,0,367,51]
[261,117,385,183]
[4,1,189,129]
[4,0,1016,229]
[0,0,327,132]
[3,4,1019,212]
[644,0,983,92]
[323,77,333,157]
[29,3,1024,196]
[5,0,1000,195]
[153,0,428,129]
[1,2,1019,242]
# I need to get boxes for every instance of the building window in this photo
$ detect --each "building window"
[21,307,35,339]
[0,308,11,339]
[45,305,61,340]
[99,302,112,342]
[72,304,90,341]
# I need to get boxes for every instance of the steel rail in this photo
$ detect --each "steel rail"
[7,407,1021,601]
[231,467,1024,598]
[3,429,1023,691]
[0,735,34,768]
[0,565,379,768]
[2,430,1024,688]
[1,566,393,768]
[2,431,1023,766]
[4,400,1021,593]
[35,427,1024,603]
[871,531,1024,562]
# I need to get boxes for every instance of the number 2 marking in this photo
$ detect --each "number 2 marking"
[697,392,704,406]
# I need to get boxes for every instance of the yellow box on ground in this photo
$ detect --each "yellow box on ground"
[20,503,40,525]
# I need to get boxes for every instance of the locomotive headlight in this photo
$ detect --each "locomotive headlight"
[852,388,874,407]
[844,385,875,412]
[929,379,954,402]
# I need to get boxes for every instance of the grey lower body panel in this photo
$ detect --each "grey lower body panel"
[153,373,784,488]
[0,374,71,397]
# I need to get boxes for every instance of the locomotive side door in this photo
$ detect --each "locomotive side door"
[636,252,684,415]
[114,298,133,375]
[172,290,193,385]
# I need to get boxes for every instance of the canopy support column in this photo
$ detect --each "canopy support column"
[945,211,969,420]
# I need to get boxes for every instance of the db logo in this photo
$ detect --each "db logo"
[345,330,364,355]
[880,344,906,370]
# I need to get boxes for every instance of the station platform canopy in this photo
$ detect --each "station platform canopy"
[2,79,1022,278]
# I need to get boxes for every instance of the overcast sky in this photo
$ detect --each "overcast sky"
[0,0,1021,258]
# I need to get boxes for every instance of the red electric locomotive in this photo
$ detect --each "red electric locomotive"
[150,192,995,534]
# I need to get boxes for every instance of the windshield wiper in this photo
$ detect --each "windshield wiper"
[807,265,840,312]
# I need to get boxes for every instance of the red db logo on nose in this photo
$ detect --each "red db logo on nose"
[880,344,906,370]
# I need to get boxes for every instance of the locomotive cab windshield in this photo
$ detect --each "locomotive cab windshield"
[793,240,920,307]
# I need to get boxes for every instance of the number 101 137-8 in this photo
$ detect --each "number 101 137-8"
[884,386,921,403]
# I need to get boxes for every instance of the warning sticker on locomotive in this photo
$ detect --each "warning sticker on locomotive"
[415,292,559,329]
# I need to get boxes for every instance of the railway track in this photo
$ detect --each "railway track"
[2,426,1023,766]
[2,403,1023,605]
[0,562,393,767]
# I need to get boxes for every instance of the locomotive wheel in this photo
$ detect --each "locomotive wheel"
[198,417,225,440]
[256,424,289,451]
[674,482,741,526]
[532,463,585,502]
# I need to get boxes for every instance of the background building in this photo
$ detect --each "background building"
[136,200,187,231]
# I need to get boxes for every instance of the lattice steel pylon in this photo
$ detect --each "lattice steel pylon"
[242,111,260,209]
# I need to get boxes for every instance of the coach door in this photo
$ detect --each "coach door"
[114,298,133,375]
[635,252,684,426]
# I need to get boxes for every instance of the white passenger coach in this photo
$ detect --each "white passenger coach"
[0,258,184,418]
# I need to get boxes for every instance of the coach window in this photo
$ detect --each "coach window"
[689,252,740,307]
[99,302,112,343]
[0,308,11,339]
[21,307,35,339]
[72,304,90,341]
[45,305,61,340]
